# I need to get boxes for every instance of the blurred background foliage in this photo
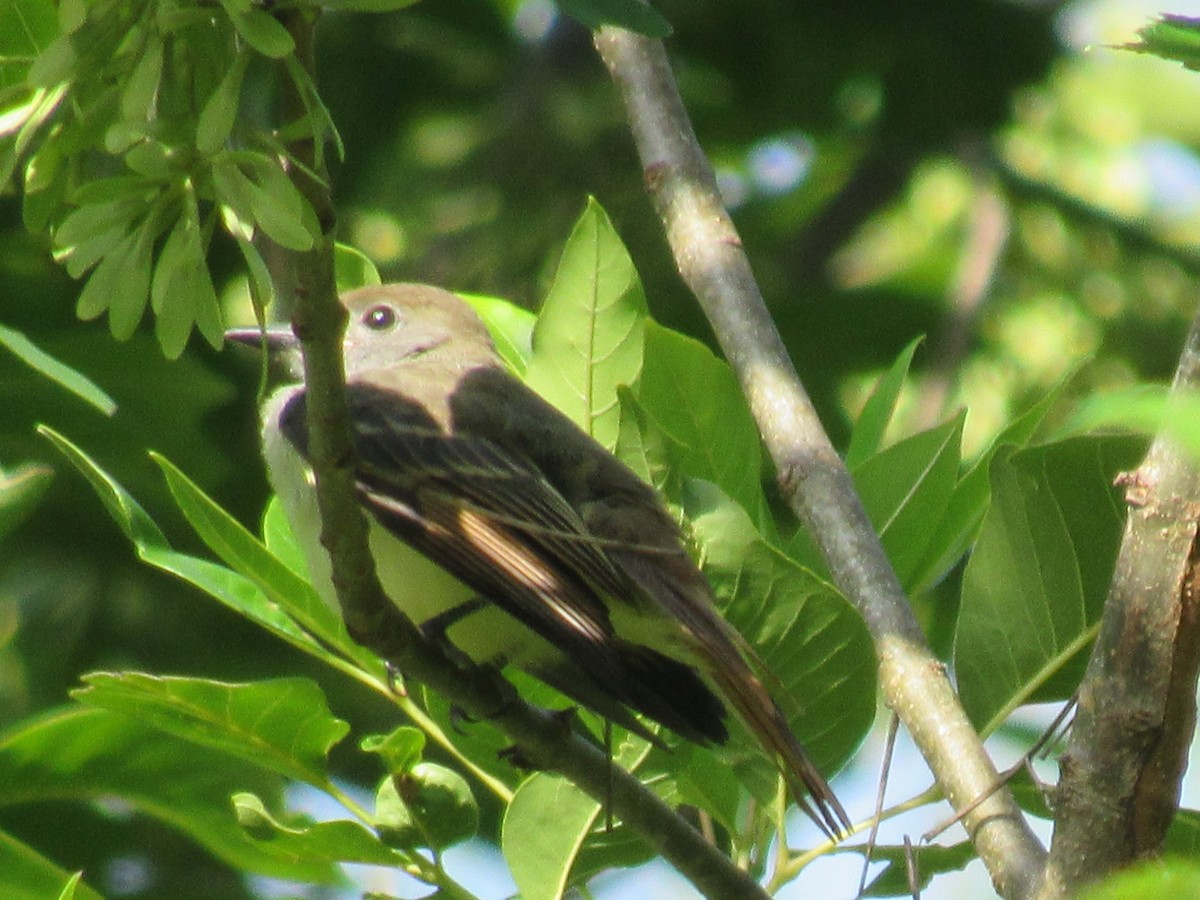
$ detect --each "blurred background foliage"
[4,0,1200,895]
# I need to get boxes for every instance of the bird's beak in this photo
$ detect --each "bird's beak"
[224,324,297,354]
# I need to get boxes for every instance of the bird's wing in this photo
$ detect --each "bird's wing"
[278,384,729,744]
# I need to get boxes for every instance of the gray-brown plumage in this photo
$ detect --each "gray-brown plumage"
[230,283,849,837]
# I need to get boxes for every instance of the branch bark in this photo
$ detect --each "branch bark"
[593,26,1048,899]
[258,10,776,900]
[1038,307,1200,897]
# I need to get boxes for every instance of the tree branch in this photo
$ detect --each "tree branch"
[593,26,1047,899]
[258,10,775,900]
[1038,306,1200,897]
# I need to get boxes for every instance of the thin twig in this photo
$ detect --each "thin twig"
[593,25,1047,899]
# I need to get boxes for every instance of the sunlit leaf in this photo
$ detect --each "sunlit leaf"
[525,197,647,450]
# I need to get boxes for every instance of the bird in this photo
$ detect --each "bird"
[227,282,849,837]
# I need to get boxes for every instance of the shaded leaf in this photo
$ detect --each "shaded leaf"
[0,324,116,415]
[0,707,337,882]
[73,672,349,787]
[0,831,101,900]
[955,436,1142,732]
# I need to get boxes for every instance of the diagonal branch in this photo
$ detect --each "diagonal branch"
[1038,306,1200,898]
[258,10,776,900]
[593,25,1047,899]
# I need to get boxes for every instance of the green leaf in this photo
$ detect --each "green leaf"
[196,52,249,154]
[847,841,975,896]
[119,34,162,121]
[503,773,601,900]
[845,336,923,469]
[1065,386,1200,463]
[233,793,405,865]
[1080,858,1200,900]
[0,706,338,883]
[151,191,222,356]
[0,462,53,544]
[638,321,769,527]
[26,34,76,87]
[556,0,672,38]
[361,726,425,774]
[221,5,295,58]
[37,425,167,548]
[149,453,362,663]
[1122,15,1200,71]
[852,413,964,588]
[213,156,316,251]
[38,426,335,660]
[684,481,875,800]
[525,197,647,450]
[461,292,535,376]
[317,0,422,11]
[908,386,1061,595]
[334,241,382,292]
[73,672,349,787]
[955,436,1143,732]
[0,324,116,415]
[374,763,478,850]
[0,831,101,900]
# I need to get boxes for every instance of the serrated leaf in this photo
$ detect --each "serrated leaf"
[74,673,349,787]
[556,0,672,38]
[845,336,923,469]
[0,706,335,883]
[955,436,1143,733]
[525,197,647,450]
[0,324,116,415]
[503,773,601,900]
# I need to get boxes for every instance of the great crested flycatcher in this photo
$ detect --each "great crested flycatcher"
[228,282,848,836]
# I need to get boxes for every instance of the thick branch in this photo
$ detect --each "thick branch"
[594,26,1047,899]
[259,11,772,900]
[1038,308,1200,897]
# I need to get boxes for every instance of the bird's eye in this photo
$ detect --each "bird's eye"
[363,304,397,331]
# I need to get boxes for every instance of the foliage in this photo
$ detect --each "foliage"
[2,0,1200,899]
